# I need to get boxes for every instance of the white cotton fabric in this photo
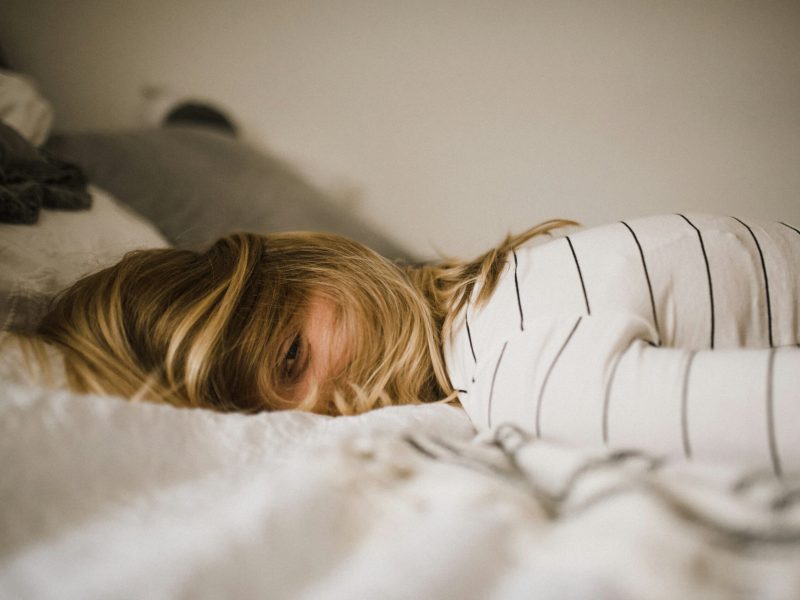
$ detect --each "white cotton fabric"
[0,332,66,388]
[0,185,169,332]
[444,214,800,471]
[2,378,800,599]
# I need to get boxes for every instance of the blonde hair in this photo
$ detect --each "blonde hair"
[34,221,575,415]
[405,219,577,343]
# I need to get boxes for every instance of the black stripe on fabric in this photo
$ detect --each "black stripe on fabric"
[566,237,591,315]
[732,217,774,348]
[512,250,524,331]
[535,317,582,438]
[465,304,478,383]
[620,221,661,347]
[601,350,625,446]
[465,302,477,364]
[766,348,782,478]
[681,351,697,460]
[677,214,716,349]
[780,221,800,236]
[456,389,468,394]
[487,341,508,428]
[780,223,800,347]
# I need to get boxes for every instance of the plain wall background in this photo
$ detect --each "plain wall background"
[2,0,799,258]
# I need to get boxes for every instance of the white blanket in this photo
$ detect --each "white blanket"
[1,380,799,599]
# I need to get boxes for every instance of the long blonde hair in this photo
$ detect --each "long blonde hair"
[34,221,574,415]
[404,219,576,343]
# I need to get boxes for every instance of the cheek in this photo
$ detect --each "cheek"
[305,300,352,382]
[315,321,351,379]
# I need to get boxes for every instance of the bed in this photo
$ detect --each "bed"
[2,70,800,600]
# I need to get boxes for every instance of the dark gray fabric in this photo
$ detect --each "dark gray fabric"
[0,122,91,224]
[45,127,413,260]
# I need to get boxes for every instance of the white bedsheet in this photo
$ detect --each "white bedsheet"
[1,379,799,599]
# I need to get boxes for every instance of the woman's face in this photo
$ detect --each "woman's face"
[278,295,349,410]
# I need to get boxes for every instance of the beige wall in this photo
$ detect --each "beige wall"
[3,1,799,257]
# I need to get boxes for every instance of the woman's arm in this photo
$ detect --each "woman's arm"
[463,315,799,472]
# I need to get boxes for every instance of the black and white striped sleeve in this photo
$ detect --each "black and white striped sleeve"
[467,316,800,473]
[444,214,800,471]
[605,342,800,474]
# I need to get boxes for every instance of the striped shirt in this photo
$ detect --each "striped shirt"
[444,214,800,473]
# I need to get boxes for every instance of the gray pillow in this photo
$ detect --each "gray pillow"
[45,126,413,261]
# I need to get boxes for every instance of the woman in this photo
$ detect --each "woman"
[24,214,800,469]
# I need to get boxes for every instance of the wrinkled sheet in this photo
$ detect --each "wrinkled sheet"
[1,380,799,599]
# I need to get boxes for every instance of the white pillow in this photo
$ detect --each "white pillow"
[0,185,169,332]
[0,70,54,146]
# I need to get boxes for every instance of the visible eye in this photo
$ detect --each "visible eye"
[283,334,303,380]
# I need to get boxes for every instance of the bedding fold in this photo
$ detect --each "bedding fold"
[2,377,800,599]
